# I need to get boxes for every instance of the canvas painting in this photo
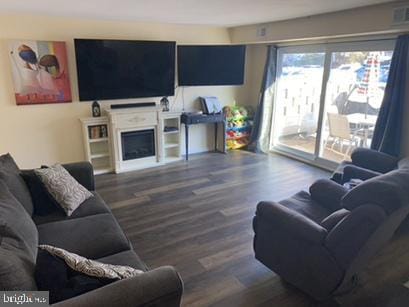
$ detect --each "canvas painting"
[9,40,72,105]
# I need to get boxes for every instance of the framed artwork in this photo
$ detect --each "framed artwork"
[9,40,72,105]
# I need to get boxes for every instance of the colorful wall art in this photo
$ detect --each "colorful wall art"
[9,40,72,105]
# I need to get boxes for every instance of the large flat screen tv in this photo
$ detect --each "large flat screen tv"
[74,39,176,101]
[177,45,246,86]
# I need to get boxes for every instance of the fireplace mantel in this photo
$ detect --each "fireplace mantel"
[106,106,164,173]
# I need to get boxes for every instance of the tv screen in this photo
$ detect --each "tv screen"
[177,45,246,86]
[74,39,176,101]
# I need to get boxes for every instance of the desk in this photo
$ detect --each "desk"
[181,113,225,160]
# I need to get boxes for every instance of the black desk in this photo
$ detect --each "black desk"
[181,113,225,161]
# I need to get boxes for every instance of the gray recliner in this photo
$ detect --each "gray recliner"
[253,168,409,301]
[331,147,404,184]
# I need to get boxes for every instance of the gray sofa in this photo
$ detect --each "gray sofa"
[0,155,183,307]
[253,165,409,301]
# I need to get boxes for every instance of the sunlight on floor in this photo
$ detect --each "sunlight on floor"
[279,135,353,163]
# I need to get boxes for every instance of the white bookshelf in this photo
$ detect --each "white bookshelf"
[160,112,182,163]
[80,117,113,175]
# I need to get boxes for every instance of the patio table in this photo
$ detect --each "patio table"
[347,113,378,147]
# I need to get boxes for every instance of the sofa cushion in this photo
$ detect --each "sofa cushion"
[35,164,93,216]
[309,179,348,212]
[0,241,38,290]
[342,170,409,215]
[21,170,60,216]
[0,154,33,215]
[0,180,38,261]
[32,192,111,225]
[279,191,331,223]
[37,213,131,259]
[97,250,149,272]
[35,248,114,304]
[0,180,38,290]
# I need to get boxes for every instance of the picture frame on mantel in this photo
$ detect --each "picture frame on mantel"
[8,40,72,105]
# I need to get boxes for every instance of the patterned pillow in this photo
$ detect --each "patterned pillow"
[38,245,143,279]
[34,164,93,216]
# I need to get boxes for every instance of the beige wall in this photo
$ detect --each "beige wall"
[236,44,268,108]
[229,1,409,44]
[0,13,237,168]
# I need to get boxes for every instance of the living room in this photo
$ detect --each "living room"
[1,0,409,306]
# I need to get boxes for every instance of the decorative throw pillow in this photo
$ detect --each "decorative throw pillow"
[38,245,143,279]
[34,164,93,216]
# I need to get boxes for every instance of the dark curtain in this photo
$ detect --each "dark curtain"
[248,46,277,153]
[371,34,409,156]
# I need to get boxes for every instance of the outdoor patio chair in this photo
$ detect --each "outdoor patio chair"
[325,113,364,158]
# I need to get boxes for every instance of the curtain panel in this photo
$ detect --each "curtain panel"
[249,46,277,153]
[371,35,409,156]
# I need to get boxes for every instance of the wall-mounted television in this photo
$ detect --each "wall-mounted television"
[74,39,176,101]
[177,45,246,86]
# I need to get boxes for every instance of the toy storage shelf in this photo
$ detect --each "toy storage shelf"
[224,106,254,151]
[80,117,113,175]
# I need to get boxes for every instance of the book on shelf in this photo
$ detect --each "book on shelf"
[88,125,108,139]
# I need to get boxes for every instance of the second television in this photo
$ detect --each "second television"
[75,39,176,101]
[178,45,246,86]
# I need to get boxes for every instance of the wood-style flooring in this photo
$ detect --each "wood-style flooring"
[95,151,409,307]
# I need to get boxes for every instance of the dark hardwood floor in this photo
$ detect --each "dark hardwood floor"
[95,151,409,307]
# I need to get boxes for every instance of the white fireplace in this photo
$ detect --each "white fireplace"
[106,106,164,173]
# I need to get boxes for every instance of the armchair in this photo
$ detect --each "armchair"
[331,147,400,184]
[253,169,409,300]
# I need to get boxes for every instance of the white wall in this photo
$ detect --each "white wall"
[0,13,237,168]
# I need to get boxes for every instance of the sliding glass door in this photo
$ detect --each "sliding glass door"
[273,46,325,158]
[271,40,395,167]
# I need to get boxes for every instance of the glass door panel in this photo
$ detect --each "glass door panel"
[319,50,393,163]
[273,51,325,156]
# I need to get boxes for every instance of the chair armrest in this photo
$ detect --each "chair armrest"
[351,148,398,173]
[342,165,381,183]
[325,204,386,269]
[309,179,348,211]
[331,161,353,183]
[52,266,183,307]
[62,162,95,191]
[256,201,327,244]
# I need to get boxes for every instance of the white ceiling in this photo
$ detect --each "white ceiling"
[0,0,396,27]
